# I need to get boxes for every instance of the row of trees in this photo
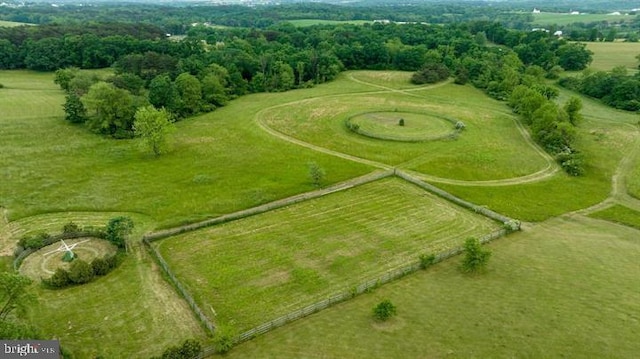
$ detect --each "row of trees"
[508,85,585,176]
[559,67,640,111]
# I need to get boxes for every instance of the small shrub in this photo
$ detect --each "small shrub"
[106,216,134,249]
[91,257,110,276]
[0,83,4,89]
[307,162,326,188]
[461,237,492,274]
[503,220,521,232]
[213,324,236,354]
[398,118,405,126]
[419,253,436,269]
[44,268,71,288]
[62,222,80,234]
[68,260,94,284]
[373,299,397,321]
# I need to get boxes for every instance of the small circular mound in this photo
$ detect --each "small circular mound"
[346,111,459,142]
[19,238,118,280]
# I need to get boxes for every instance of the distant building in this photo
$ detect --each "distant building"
[532,8,541,14]
[554,30,563,37]
[570,11,580,15]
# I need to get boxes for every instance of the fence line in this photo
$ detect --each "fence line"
[147,168,519,357]
[228,228,509,348]
[144,170,394,242]
[394,170,519,227]
[143,237,217,335]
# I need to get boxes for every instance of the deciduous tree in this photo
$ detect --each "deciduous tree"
[134,106,175,156]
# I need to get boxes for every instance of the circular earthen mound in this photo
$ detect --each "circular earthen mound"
[346,111,458,142]
[19,238,118,280]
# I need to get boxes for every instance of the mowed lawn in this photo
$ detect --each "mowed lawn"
[222,215,640,358]
[586,41,640,71]
[29,244,205,358]
[262,81,549,180]
[0,71,373,227]
[157,177,501,331]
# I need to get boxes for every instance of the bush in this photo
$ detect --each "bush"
[106,216,134,248]
[62,222,80,234]
[91,257,110,276]
[0,83,4,89]
[398,118,405,126]
[373,299,397,321]
[68,260,94,284]
[213,324,236,354]
[557,149,585,176]
[411,62,450,84]
[153,339,202,359]
[419,253,436,269]
[461,237,491,273]
[44,268,71,288]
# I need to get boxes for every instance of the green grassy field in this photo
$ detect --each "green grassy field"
[0,71,373,228]
[586,41,640,71]
[261,80,550,181]
[222,216,640,358]
[532,12,636,26]
[29,243,205,357]
[287,19,372,27]
[157,177,500,331]
[3,67,639,357]
[0,20,35,27]
[589,204,640,229]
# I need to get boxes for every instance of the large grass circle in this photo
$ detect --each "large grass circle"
[347,111,457,142]
[19,238,118,280]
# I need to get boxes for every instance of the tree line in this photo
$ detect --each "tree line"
[559,66,640,111]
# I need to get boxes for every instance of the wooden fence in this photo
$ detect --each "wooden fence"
[144,170,394,243]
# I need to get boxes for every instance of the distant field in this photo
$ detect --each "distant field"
[0,20,34,27]
[586,41,640,71]
[158,177,500,331]
[287,19,372,27]
[532,12,636,26]
[223,216,640,358]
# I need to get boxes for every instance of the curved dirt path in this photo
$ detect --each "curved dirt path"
[256,72,558,187]
[576,123,640,216]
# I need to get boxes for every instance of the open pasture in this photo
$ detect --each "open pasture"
[532,12,636,26]
[586,41,640,71]
[0,71,372,228]
[223,215,640,358]
[589,204,640,229]
[261,82,549,180]
[0,20,34,27]
[287,19,372,27]
[157,177,500,331]
[347,70,423,90]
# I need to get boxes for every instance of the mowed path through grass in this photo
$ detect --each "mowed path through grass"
[222,215,640,358]
[157,177,501,331]
[0,71,373,227]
